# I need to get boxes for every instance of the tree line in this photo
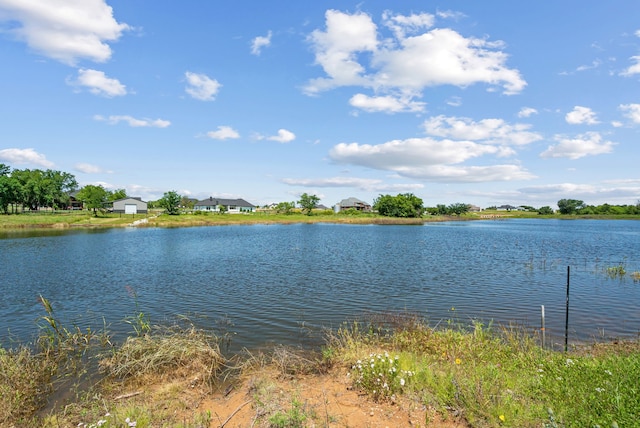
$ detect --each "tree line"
[0,163,125,214]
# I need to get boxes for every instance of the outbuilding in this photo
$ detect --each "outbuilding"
[112,197,148,214]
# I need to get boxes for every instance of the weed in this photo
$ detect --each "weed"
[268,397,307,428]
[350,351,414,401]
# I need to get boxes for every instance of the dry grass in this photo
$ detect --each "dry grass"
[100,325,225,387]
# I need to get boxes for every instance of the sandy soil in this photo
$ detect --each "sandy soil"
[195,366,468,428]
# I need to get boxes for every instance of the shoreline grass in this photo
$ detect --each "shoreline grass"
[3,209,639,232]
[2,301,638,427]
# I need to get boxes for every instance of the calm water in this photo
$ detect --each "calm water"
[1,219,639,350]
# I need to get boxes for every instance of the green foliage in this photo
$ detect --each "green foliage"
[373,193,424,217]
[268,398,307,428]
[447,202,470,216]
[275,201,295,214]
[76,184,109,216]
[350,351,414,401]
[297,193,320,215]
[557,198,586,214]
[158,190,181,215]
[538,206,554,215]
[108,188,127,202]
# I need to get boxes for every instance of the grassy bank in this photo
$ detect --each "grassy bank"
[2,299,638,427]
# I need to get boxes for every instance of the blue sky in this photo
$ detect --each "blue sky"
[1,1,639,209]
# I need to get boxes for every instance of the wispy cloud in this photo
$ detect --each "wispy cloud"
[251,31,272,55]
[94,115,170,128]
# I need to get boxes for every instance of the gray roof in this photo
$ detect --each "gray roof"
[195,197,255,208]
[338,197,370,207]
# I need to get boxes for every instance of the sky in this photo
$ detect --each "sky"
[0,1,639,209]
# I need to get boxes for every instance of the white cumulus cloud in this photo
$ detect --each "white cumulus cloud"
[540,132,615,159]
[565,106,599,125]
[0,0,129,65]
[267,129,296,143]
[69,68,127,97]
[185,71,221,101]
[0,148,54,168]
[304,9,526,107]
[619,103,640,124]
[94,114,170,128]
[251,31,272,55]
[206,126,240,140]
[517,107,538,118]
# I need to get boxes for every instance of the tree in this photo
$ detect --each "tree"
[538,206,554,215]
[447,203,470,216]
[159,190,181,215]
[275,201,295,214]
[298,193,320,215]
[0,175,22,214]
[109,188,127,201]
[557,199,585,215]
[373,193,424,218]
[76,184,108,216]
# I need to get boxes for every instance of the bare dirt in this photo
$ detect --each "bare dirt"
[183,366,468,428]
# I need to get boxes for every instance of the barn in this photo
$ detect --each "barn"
[112,197,148,214]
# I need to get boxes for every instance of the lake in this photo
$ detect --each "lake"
[1,219,639,351]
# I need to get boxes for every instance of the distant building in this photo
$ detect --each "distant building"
[335,197,372,212]
[193,197,255,213]
[496,204,519,211]
[113,197,148,214]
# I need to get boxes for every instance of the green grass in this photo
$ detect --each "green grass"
[325,317,640,427]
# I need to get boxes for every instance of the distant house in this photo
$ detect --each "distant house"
[497,204,519,211]
[113,197,148,214]
[194,197,255,213]
[68,191,83,210]
[335,197,372,212]
[468,204,482,212]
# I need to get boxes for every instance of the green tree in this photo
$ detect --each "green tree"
[180,196,195,209]
[537,206,554,215]
[298,193,320,215]
[76,184,109,216]
[557,199,585,215]
[0,175,22,214]
[447,202,470,216]
[373,193,424,218]
[109,188,127,201]
[159,190,181,215]
[275,201,295,214]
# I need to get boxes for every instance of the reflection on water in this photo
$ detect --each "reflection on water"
[1,219,639,350]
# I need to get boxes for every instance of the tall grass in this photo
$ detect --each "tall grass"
[325,315,640,427]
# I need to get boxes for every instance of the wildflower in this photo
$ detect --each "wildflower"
[595,387,605,393]
[565,358,574,366]
[400,378,405,386]
[455,358,461,365]
[605,370,612,376]
[499,414,505,422]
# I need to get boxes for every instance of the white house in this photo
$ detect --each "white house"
[193,197,255,213]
